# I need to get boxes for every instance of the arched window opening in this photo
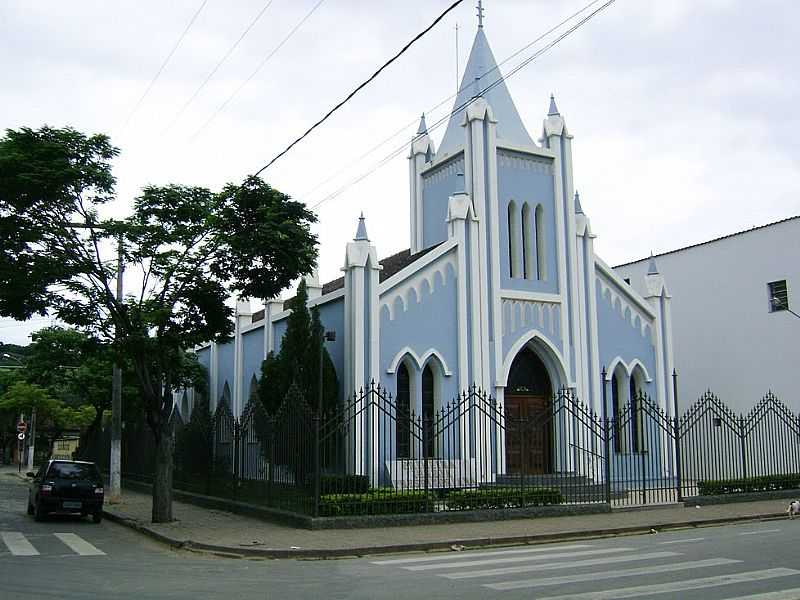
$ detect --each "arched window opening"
[629,370,645,452]
[396,363,411,459]
[611,367,628,453]
[249,375,259,404]
[535,204,546,280]
[422,364,435,458]
[522,203,533,280]
[221,382,231,409]
[611,375,620,453]
[508,201,520,278]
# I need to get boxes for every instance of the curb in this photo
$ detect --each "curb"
[102,507,788,560]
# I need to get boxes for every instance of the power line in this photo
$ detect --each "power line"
[251,0,467,178]
[308,0,616,211]
[120,0,209,131]
[191,0,328,140]
[296,0,605,203]
[162,0,277,135]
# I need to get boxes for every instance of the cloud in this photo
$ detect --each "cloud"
[1,0,798,343]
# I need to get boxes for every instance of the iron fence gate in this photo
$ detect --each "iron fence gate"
[82,379,800,518]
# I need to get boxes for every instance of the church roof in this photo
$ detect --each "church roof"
[614,215,800,269]
[437,27,535,158]
[319,244,442,298]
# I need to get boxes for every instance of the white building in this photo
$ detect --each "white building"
[615,216,799,413]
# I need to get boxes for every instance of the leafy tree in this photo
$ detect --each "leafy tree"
[257,280,338,415]
[0,126,317,521]
[22,326,139,458]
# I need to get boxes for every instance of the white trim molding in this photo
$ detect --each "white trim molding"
[499,328,573,389]
[500,290,561,303]
[386,346,453,376]
[605,356,654,383]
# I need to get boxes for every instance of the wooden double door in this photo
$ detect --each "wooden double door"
[505,394,552,475]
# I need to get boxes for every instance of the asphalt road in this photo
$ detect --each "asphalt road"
[2,472,800,599]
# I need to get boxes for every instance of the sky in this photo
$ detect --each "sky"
[1,0,798,345]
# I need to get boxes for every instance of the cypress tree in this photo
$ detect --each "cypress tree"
[258,280,338,414]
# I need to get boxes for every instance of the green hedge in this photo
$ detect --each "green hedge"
[446,487,563,510]
[319,490,432,517]
[697,474,800,496]
[319,474,370,495]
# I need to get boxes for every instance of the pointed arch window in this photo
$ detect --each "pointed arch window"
[535,204,546,280]
[522,203,533,279]
[508,201,520,278]
[422,364,435,458]
[611,375,621,453]
[396,363,411,459]
[629,370,645,452]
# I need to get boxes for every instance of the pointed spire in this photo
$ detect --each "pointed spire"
[647,252,659,275]
[437,27,534,156]
[354,213,369,241]
[548,93,560,116]
[476,0,485,29]
[574,190,583,214]
[416,113,428,135]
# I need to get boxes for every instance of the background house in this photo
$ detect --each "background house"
[615,216,799,413]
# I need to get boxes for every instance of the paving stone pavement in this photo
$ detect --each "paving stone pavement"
[101,487,790,556]
[3,466,789,557]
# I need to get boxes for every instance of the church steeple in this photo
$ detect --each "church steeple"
[416,113,428,135]
[437,24,534,157]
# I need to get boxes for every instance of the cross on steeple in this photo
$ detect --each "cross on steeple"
[476,0,485,28]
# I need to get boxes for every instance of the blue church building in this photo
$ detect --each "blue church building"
[193,21,676,486]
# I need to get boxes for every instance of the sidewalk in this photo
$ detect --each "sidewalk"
[101,488,789,559]
[2,466,789,559]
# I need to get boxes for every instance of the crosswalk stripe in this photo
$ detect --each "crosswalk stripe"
[659,537,704,545]
[53,533,105,556]
[529,568,800,600]
[406,547,636,572]
[1,532,39,556]
[444,550,681,580]
[739,529,781,536]
[484,557,740,590]
[719,589,800,600]
[370,543,593,566]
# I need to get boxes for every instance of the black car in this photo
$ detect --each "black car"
[26,460,104,523]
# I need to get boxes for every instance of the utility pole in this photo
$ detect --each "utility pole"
[26,407,36,471]
[109,234,123,502]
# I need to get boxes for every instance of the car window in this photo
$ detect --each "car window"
[46,463,100,480]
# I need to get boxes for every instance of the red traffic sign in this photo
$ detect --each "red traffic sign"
[16,422,27,433]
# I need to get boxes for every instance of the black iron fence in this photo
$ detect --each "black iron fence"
[83,381,800,518]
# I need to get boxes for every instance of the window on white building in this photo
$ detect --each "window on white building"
[768,280,789,312]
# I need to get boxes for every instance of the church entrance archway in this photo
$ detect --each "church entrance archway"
[505,346,553,475]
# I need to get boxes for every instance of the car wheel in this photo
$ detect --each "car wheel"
[92,511,102,524]
[33,500,47,522]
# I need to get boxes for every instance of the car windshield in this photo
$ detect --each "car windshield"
[47,463,100,481]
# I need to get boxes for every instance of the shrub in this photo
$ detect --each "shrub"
[446,487,563,510]
[319,490,433,517]
[319,474,370,495]
[697,474,800,496]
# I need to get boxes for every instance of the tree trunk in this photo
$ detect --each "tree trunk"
[151,419,174,523]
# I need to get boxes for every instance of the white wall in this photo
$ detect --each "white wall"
[614,217,800,414]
